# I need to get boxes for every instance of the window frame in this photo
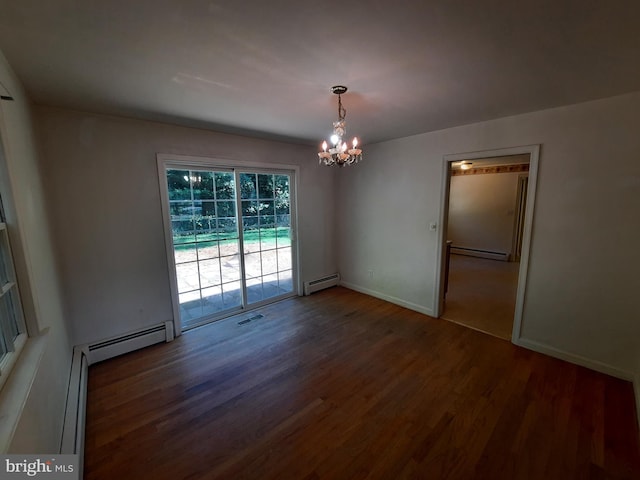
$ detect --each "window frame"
[0,205,28,392]
[0,118,29,393]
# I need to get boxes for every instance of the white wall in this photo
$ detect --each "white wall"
[0,51,72,452]
[337,91,640,377]
[448,171,521,255]
[35,106,337,345]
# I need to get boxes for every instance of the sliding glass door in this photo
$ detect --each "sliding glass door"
[239,172,293,304]
[161,161,297,330]
[167,169,242,327]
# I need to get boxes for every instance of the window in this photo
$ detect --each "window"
[0,193,27,389]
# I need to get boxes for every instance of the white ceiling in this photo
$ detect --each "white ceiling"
[0,1,639,145]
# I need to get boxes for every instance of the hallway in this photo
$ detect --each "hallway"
[442,254,520,340]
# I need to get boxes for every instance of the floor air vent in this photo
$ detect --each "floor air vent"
[238,314,264,325]
[304,273,340,295]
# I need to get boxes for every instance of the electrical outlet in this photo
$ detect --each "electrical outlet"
[368,270,374,279]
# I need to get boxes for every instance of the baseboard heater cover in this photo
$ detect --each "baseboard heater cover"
[60,346,88,472]
[86,321,175,364]
[60,321,174,475]
[304,273,340,295]
[450,246,509,261]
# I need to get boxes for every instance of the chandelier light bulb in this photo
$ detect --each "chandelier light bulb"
[330,134,339,145]
[322,141,327,152]
[352,137,358,148]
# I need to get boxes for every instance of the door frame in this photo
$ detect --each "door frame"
[433,145,540,343]
[511,174,529,262]
[157,153,301,337]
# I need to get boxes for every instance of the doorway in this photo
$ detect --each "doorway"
[158,156,298,332]
[435,146,539,343]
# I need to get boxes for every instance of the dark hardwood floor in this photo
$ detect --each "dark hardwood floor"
[84,287,640,479]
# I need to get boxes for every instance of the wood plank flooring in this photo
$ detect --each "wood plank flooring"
[84,287,640,479]
[442,254,520,340]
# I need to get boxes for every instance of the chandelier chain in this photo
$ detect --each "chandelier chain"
[337,94,346,121]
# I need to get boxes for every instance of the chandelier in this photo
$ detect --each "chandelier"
[317,86,363,167]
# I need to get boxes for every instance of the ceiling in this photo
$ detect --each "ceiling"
[0,0,639,145]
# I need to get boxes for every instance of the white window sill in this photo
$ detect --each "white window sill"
[0,330,48,453]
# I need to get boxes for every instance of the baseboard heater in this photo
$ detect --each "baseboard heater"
[450,246,509,261]
[304,273,340,295]
[85,321,175,365]
[60,346,88,475]
[60,321,175,474]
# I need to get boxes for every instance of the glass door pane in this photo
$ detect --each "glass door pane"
[239,172,294,305]
[167,169,242,329]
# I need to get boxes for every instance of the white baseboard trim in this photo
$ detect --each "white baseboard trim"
[514,337,634,381]
[340,281,434,317]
